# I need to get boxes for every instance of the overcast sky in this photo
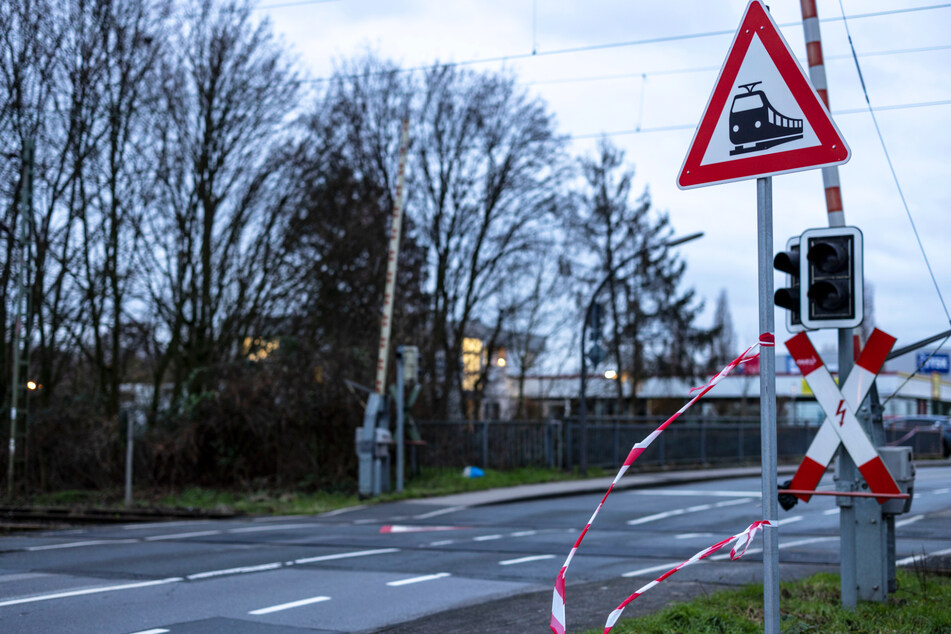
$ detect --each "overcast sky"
[257,0,951,359]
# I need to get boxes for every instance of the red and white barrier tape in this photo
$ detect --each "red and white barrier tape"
[602,520,773,633]
[550,340,766,634]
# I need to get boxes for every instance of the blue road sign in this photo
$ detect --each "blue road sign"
[917,352,950,374]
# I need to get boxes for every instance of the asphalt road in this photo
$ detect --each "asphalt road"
[0,465,948,633]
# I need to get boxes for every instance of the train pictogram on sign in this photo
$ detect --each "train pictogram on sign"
[729,82,804,155]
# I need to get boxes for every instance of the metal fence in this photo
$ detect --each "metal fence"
[414,417,944,471]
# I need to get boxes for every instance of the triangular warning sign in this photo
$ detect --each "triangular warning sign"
[677,0,850,189]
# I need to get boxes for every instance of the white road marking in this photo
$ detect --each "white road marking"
[628,489,762,498]
[128,629,170,634]
[473,534,503,541]
[675,533,713,540]
[715,498,754,508]
[248,595,330,615]
[627,508,688,525]
[774,515,804,527]
[933,488,950,495]
[353,518,377,524]
[427,540,455,547]
[26,539,137,551]
[499,554,556,566]
[0,577,183,608]
[386,572,450,586]
[622,562,681,578]
[823,508,839,515]
[294,548,399,564]
[144,530,221,541]
[228,523,313,534]
[187,562,283,580]
[319,505,365,517]
[896,547,951,567]
[895,514,925,528]
[510,530,537,537]
[627,498,754,525]
[413,506,466,520]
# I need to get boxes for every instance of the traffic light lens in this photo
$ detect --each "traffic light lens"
[807,239,848,273]
[808,280,849,311]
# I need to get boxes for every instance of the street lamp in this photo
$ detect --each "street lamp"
[577,231,703,475]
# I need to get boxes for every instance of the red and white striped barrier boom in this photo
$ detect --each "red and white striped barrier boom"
[800,0,845,227]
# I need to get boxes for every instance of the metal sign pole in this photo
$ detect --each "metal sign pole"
[756,176,780,634]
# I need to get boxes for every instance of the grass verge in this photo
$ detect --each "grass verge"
[590,570,951,634]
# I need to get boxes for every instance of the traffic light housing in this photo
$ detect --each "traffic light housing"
[773,237,803,332]
[800,226,863,329]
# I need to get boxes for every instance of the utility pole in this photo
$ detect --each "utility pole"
[8,139,34,498]
[800,0,888,607]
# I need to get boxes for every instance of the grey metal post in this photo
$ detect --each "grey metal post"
[124,411,134,507]
[756,177,780,634]
[396,347,405,493]
[837,330,858,608]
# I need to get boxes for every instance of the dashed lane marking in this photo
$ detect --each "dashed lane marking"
[248,595,331,615]
[144,530,221,541]
[293,548,400,565]
[386,572,450,587]
[499,554,556,566]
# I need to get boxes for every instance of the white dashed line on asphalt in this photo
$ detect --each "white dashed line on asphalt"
[319,505,366,517]
[473,534,503,541]
[128,629,170,634]
[498,554,556,566]
[248,595,331,615]
[413,506,466,520]
[187,562,283,580]
[228,524,313,534]
[144,530,222,541]
[427,540,455,547]
[896,547,951,567]
[293,548,400,565]
[26,539,138,551]
[0,577,183,608]
[627,498,754,525]
[386,572,450,587]
[774,515,803,527]
[895,514,925,528]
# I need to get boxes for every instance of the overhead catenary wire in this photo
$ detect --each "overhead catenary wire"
[828,0,951,402]
[292,3,951,84]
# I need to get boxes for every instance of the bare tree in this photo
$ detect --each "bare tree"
[414,64,569,417]
[143,0,300,406]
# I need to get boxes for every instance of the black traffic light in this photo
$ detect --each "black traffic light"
[773,237,802,332]
[800,226,863,329]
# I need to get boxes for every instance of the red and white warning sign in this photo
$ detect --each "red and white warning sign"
[677,0,850,189]
[785,329,901,503]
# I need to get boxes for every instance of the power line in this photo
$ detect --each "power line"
[567,98,951,140]
[525,43,951,88]
[837,2,951,327]
[296,3,951,84]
